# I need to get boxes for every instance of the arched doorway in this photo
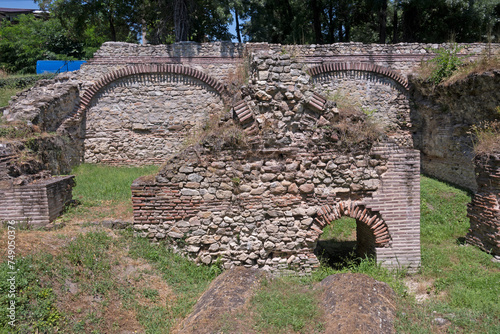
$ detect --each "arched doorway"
[313,201,391,268]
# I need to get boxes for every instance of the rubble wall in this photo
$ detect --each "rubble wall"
[131,142,420,274]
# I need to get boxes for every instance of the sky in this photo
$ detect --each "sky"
[0,0,39,10]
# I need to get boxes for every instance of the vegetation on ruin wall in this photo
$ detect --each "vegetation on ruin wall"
[470,111,500,155]
[1,165,499,333]
[417,47,500,155]
[419,44,500,85]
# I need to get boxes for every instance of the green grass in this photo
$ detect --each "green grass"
[61,163,159,221]
[0,87,21,107]
[0,73,53,107]
[320,216,356,241]
[0,254,64,333]
[2,168,499,333]
[128,235,222,333]
[395,176,500,333]
[70,163,159,205]
[252,277,324,333]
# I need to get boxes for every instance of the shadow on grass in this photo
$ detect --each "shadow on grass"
[314,239,360,270]
[456,236,467,245]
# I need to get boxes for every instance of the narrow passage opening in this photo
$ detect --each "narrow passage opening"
[314,216,376,269]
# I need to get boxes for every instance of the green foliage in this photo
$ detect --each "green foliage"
[0,15,83,74]
[0,74,52,89]
[242,0,500,44]
[427,44,466,84]
[36,0,139,44]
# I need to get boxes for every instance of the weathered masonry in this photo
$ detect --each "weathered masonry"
[466,153,500,256]
[2,41,499,271]
[5,41,491,166]
[0,143,74,226]
[119,41,438,273]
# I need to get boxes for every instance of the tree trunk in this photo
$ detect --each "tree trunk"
[235,7,242,43]
[392,1,398,43]
[311,0,324,44]
[327,3,335,43]
[378,0,387,44]
[174,0,189,42]
[109,14,117,41]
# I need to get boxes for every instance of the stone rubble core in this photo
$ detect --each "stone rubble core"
[466,153,500,256]
[127,56,422,274]
[410,71,500,192]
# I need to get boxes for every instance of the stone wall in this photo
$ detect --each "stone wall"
[84,73,224,165]
[131,142,420,274]
[5,41,497,170]
[410,71,500,191]
[466,153,500,256]
[0,141,76,226]
[252,42,499,76]
[3,72,81,133]
[78,41,245,86]
[131,65,421,273]
[2,73,84,175]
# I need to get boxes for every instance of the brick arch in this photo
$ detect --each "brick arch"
[58,64,226,131]
[308,62,409,90]
[313,200,391,247]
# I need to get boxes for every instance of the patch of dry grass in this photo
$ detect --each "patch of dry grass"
[182,111,248,152]
[470,119,500,155]
[444,52,500,85]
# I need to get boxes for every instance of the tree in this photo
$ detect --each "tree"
[36,0,140,50]
[0,15,83,73]
[400,0,499,43]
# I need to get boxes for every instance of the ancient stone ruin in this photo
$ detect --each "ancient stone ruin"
[2,41,499,270]
[0,142,74,226]
[466,153,500,257]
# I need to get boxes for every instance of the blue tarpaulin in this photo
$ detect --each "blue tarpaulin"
[36,60,87,74]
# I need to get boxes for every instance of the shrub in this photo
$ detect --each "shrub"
[426,44,466,85]
[445,51,500,84]
[0,74,52,89]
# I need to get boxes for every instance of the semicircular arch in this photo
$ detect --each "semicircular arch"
[313,201,391,247]
[59,64,226,130]
[308,62,408,90]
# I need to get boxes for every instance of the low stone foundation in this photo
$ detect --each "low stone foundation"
[0,175,75,226]
[466,153,500,256]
